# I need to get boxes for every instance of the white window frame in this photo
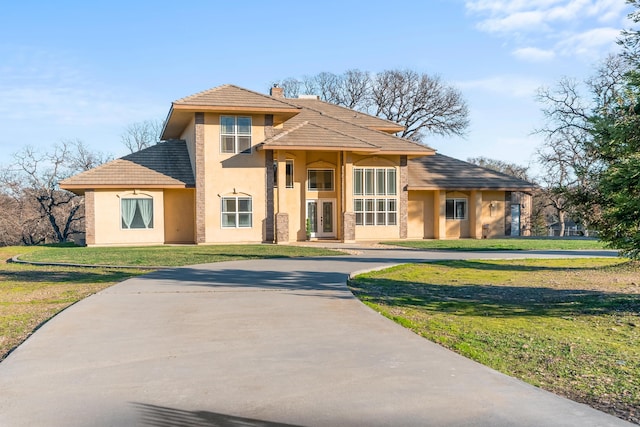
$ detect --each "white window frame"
[353,167,397,196]
[307,169,334,191]
[354,198,397,226]
[220,116,252,154]
[120,197,154,230]
[446,198,467,220]
[353,167,397,226]
[221,196,253,228]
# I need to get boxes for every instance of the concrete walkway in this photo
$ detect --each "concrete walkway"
[0,247,632,426]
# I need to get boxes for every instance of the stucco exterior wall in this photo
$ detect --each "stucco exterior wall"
[92,189,165,245]
[481,191,506,238]
[408,191,435,239]
[164,189,195,243]
[202,113,267,243]
[180,119,196,173]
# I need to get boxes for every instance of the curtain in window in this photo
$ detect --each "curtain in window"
[122,199,137,229]
[137,199,153,228]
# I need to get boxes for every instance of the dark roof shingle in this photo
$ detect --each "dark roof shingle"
[408,154,534,191]
[61,140,195,190]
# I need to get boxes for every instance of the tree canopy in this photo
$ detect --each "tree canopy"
[275,69,469,142]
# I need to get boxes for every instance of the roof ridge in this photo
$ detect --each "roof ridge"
[297,106,435,152]
[174,84,301,109]
[264,119,380,149]
[293,98,404,128]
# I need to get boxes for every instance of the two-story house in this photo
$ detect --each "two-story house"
[60,84,534,246]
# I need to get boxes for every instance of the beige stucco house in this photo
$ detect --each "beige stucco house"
[60,84,534,246]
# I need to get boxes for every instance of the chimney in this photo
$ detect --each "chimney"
[270,84,284,98]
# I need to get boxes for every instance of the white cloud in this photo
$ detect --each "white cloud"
[512,47,556,62]
[465,0,631,60]
[556,27,621,57]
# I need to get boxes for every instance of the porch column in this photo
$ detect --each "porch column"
[275,151,289,243]
[265,150,275,243]
[342,152,355,242]
[194,112,206,243]
[469,190,483,239]
[84,190,95,245]
[433,190,447,239]
[399,155,408,239]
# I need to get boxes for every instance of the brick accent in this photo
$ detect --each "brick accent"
[195,112,206,243]
[84,190,95,245]
[399,155,408,239]
[270,86,284,98]
[264,114,274,139]
[275,212,289,243]
[342,212,356,242]
[265,150,275,243]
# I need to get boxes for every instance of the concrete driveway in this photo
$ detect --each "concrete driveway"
[0,247,632,426]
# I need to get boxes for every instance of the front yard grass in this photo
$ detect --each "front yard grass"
[18,244,340,267]
[382,237,607,251]
[0,246,146,361]
[349,258,640,424]
[1,244,342,361]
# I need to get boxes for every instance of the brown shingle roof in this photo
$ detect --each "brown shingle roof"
[408,154,535,191]
[174,84,300,109]
[273,108,435,155]
[290,98,404,132]
[261,121,379,151]
[60,140,194,192]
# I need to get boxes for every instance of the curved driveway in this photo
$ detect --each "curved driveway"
[0,246,632,426]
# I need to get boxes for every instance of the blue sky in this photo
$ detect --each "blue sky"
[0,0,632,176]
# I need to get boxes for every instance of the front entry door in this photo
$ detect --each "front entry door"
[307,199,336,238]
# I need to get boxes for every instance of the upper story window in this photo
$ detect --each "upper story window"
[121,197,153,229]
[220,116,252,154]
[446,198,467,220]
[308,169,334,191]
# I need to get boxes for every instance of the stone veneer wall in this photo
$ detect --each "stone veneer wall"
[264,114,275,243]
[195,112,206,243]
[276,212,289,243]
[84,190,95,245]
[265,150,275,242]
[399,155,408,239]
[342,212,355,242]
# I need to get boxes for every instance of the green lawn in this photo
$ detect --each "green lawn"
[17,244,341,267]
[349,258,640,424]
[382,238,608,251]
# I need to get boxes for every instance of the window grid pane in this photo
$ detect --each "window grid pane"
[222,196,253,228]
[387,169,397,195]
[376,169,386,195]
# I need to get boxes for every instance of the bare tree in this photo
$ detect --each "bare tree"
[466,156,531,181]
[275,68,469,142]
[370,69,469,141]
[534,55,627,236]
[121,119,163,153]
[0,140,108,245]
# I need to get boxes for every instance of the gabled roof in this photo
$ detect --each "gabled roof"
[267,108,434,155]
[260,121,380,152]
[408,154,535,191]
[290,98,404,133]
[162,84,301,140]
[174,84,300,109]
[60,141,195,194]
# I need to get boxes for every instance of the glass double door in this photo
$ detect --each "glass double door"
[306,199,336,238]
